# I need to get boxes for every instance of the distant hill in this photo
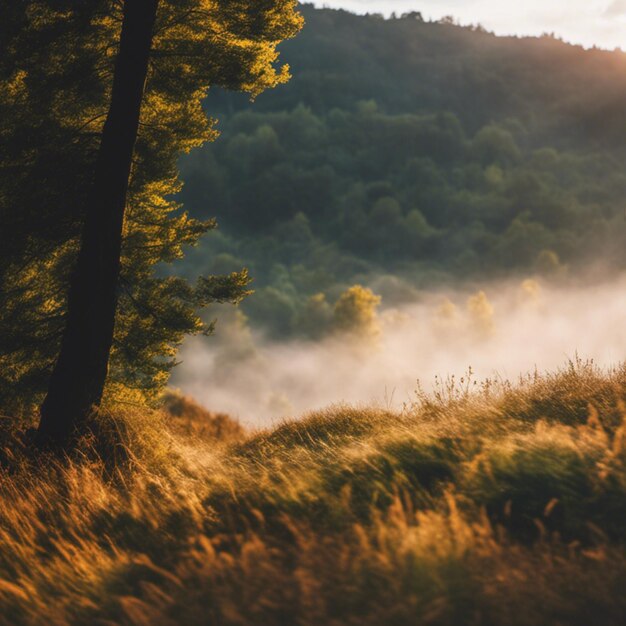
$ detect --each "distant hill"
[177,5,626,337]
[207,4,626,149]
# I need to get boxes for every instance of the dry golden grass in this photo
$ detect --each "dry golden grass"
[161,390,245,443]
[1,359,625,625]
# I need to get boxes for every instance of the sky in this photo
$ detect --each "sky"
[312,1,626,50]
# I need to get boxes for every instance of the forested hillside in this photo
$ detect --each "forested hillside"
[177,4,626,337]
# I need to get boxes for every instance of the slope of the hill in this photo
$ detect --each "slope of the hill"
[1,361,626,625]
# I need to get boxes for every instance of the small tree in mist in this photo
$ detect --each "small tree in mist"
[0,1,302,444]
[333,285,382,339]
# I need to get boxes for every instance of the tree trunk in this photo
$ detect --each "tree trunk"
[38,0,159,444]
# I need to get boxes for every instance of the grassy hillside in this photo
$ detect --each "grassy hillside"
[1,360,626,625]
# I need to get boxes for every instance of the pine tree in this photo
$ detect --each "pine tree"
[0,0,303,441]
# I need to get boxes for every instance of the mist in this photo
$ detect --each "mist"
[172,274,626,427]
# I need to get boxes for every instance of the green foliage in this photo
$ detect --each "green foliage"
[0,1,303,412]
[176,5,626,338]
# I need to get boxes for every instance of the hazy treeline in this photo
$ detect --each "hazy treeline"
[176,5,626,338]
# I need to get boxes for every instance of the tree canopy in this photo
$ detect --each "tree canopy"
[0,0,303,416]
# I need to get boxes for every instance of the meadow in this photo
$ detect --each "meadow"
[1,358,625,625]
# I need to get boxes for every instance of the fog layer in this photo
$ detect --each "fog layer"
[173,275,626,427]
